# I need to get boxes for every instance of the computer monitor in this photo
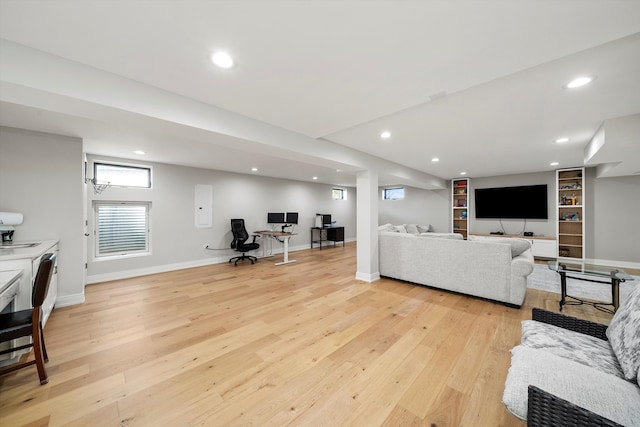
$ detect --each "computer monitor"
[267,212,285,224]
[285,212,298,224]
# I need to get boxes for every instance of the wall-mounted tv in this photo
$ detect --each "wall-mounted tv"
[475,184,548,219]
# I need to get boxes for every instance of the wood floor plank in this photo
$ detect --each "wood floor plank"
[0,242,615,426]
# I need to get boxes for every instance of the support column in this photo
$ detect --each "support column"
[355,169,380,282]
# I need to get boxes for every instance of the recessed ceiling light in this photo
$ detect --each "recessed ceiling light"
[555,137,569,143]
[133,150,145,155]
[550,162,559,166]
[336,169,342,173]
[251,167,258,172]
[211,51,234,69]
[431,157,439,162]
[565,76,594,89]
[380,131,391,139]
[460,172,467,176]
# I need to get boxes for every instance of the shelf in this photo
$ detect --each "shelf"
[556,168,585,260]
[452,178,469,240]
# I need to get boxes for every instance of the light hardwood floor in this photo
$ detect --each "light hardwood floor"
[0,243,614,426]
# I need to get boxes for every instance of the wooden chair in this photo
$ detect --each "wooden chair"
[0,253,56,384]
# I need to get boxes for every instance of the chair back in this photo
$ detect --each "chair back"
[32,253,56,308]
[230,219,249,247]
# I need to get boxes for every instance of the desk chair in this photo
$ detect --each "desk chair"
[229,219,260,266]
[0,253,56,385]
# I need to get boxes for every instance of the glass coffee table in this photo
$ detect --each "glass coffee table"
[548,261,634,314]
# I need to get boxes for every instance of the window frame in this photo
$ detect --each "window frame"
[93,161,152,189]
[94,201,151,260]
[382,186,405,200]
[332,188,347,200]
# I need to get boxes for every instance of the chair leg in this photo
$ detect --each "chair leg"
[32,316,48,385]
[39,322,49,363]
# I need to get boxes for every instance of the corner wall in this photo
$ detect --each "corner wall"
[0,126,85,305]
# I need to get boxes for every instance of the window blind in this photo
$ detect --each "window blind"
[96,204,148,255]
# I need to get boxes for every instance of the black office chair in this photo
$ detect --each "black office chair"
[0,252,56,385]
[229,219,260,266]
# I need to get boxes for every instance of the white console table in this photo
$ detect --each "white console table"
[469,233,557,259]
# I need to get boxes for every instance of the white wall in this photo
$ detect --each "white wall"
[0,126,85,304]
[586,172,640,264]
[86,155,356,281]
[378,186,449,232]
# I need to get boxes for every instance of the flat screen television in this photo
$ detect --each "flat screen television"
[285,212,298,224]
[267,212,285,224]
[475,184,548,219]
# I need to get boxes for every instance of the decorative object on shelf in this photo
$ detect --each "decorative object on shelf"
[561,212,579,221]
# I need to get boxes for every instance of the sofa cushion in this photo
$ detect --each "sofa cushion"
[606,281,640,382]
[503,345,640,425]
[473,237,531,257]
[521,320,624,379]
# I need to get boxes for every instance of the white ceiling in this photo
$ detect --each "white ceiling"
[1,0,639,188]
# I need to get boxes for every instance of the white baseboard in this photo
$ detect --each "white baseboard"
[86,257,223,284]
[355,271,381,282]
[54,293,85,308]
[586,258,640,272]
[86,239,356,284]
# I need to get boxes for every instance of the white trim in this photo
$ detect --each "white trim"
[355,271,381,282]
[87,257,222,284]
[86,239,356,284]
[54,293,85,307]
[585,258,640,271]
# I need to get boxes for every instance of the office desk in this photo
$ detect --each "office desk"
[254,231,297,265]
[310,227,345,249]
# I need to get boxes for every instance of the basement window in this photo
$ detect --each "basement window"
[95,202,150,258]
[383,187,405,200]
[94,162,152,188]
[332,188,347,200]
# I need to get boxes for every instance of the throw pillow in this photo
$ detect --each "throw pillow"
[378,223,396,232]
[404,224,419,234]
[417,224,434,233]
[394,225,407,233]
[606,282,640,382]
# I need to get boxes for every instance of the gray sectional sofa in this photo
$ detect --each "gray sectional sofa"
[378,227,534,306]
